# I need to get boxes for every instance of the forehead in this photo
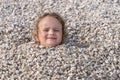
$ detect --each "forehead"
[38,16,62,28]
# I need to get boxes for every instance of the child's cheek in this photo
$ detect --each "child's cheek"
[42,32,47,38]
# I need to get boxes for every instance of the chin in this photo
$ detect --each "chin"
[46,43,59,47]
[47,44,57,47]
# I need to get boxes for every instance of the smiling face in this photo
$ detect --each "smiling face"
[37,16,62,47]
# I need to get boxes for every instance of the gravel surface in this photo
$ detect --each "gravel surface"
[0,0,120,80]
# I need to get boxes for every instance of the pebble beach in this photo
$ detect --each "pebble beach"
[0,0,120,79]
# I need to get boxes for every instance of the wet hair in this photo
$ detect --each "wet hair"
[33,12,66,44]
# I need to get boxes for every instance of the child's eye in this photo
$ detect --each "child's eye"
[44,29,49,32]
[54,29,59,32]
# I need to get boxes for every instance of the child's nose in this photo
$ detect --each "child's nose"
[49,30,54,35]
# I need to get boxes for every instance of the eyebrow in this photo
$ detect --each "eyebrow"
[43,28,61,30]
[43,25,62,29]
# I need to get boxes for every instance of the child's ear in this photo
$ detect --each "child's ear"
[33,31,39,42]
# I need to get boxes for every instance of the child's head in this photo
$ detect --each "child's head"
[33,12,66,47]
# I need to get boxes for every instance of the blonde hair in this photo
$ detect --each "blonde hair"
[33,12,66,44]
